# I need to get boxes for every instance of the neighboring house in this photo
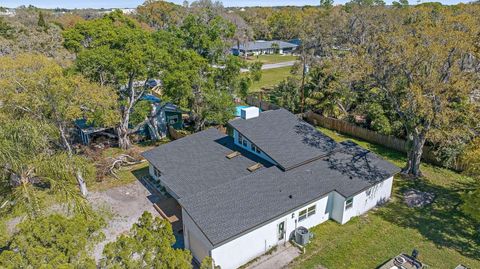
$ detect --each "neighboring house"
[75,100,182,145]
[232,40,299,56]
[144,102,183,140]
[74,119,112,145]
[142,108,399,269]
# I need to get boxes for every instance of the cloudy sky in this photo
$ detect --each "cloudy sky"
[1,0,468,9]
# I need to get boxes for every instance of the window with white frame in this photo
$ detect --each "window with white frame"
[238,133,248,147]
[298,205,316,222]
[345,197,353,210]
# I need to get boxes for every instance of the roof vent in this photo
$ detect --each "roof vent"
[226,151,241,159]
[241,107,260,120]
[247,163,263,172]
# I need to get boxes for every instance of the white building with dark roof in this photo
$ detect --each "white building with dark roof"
[232,40,299,56]
[142,108,399,269]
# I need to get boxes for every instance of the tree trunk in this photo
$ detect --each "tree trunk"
[117,125,131,150]
[58,123,88,197]
[59,123,73,156]
[402,131,427,178]
[117,76,135,150]
[76,170,88,197]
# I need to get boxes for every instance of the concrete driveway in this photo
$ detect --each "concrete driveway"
[244,242,302,269]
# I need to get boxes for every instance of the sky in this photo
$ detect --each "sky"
[1,0,468,9]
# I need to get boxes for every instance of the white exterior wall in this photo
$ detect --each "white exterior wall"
[341,176,393,224]
[329,191,345,223]
[183,209,214,263]
[233,129,277,165]
[211,196,330,269]
[147,162,179,199]
[149,163,394,269]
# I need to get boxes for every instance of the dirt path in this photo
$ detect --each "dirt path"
[88,179,161,262]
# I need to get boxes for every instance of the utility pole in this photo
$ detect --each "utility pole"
[300,47,307,113]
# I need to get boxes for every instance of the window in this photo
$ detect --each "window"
[307,205,316,217]
[298,205,316,222]
[251,144,262,154]
[154,167,162,178]
[169,115,178,125]
[238,133,245,145]
[345,197,353,210]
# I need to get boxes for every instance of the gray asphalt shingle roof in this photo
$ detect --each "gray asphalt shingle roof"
[142,109,400,247]
[180,140,399,246]
[228,109,338,170]
[233,40,299,51]
[141,128,273,198]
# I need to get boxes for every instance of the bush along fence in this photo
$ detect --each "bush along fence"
[245,95,464,171]
[304,111,464,171]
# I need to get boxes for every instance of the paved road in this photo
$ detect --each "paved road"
[240,60,297,73]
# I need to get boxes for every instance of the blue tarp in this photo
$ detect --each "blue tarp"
[142,94,161,103]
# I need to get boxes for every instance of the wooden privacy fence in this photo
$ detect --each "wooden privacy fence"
[244,95,464,170]
[304,111,464,171]
[305,111,408,153]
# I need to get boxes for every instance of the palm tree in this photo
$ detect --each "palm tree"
[0,119,92,217]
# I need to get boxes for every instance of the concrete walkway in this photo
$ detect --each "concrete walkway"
[245,242,302,269]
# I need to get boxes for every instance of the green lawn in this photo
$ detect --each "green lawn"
[250,66,293,92]
[289,127,480,269]
[246,54,297,64]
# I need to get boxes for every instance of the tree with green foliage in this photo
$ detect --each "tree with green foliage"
[362,7,479,177]
[161,49,235,131]
[0,213,104,268]
[269,77,302,113]
[0,17,14,39]
[200,256,219,269]
[392,0,409,8]
[346,0,385,7]
[0,54,117,198]
[0,54,117,154]
[102,211,192,269]
[267,8,302,40]
[461,139,480,222]
[37,11,47,30]
[179,13,235,64]
[137,0,184,30]
[0,118,94,216]
[320,0,334,9]
[305,64,355,119]
[63,10,165,149]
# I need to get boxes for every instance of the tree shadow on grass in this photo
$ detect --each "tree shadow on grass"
[378,176,480,260]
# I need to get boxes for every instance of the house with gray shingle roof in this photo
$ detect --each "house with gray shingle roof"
[142,107,399,269]
[232,40,299,56]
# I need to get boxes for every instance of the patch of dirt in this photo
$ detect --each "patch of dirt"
[87,179,161,262]
[403,189,435,208]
